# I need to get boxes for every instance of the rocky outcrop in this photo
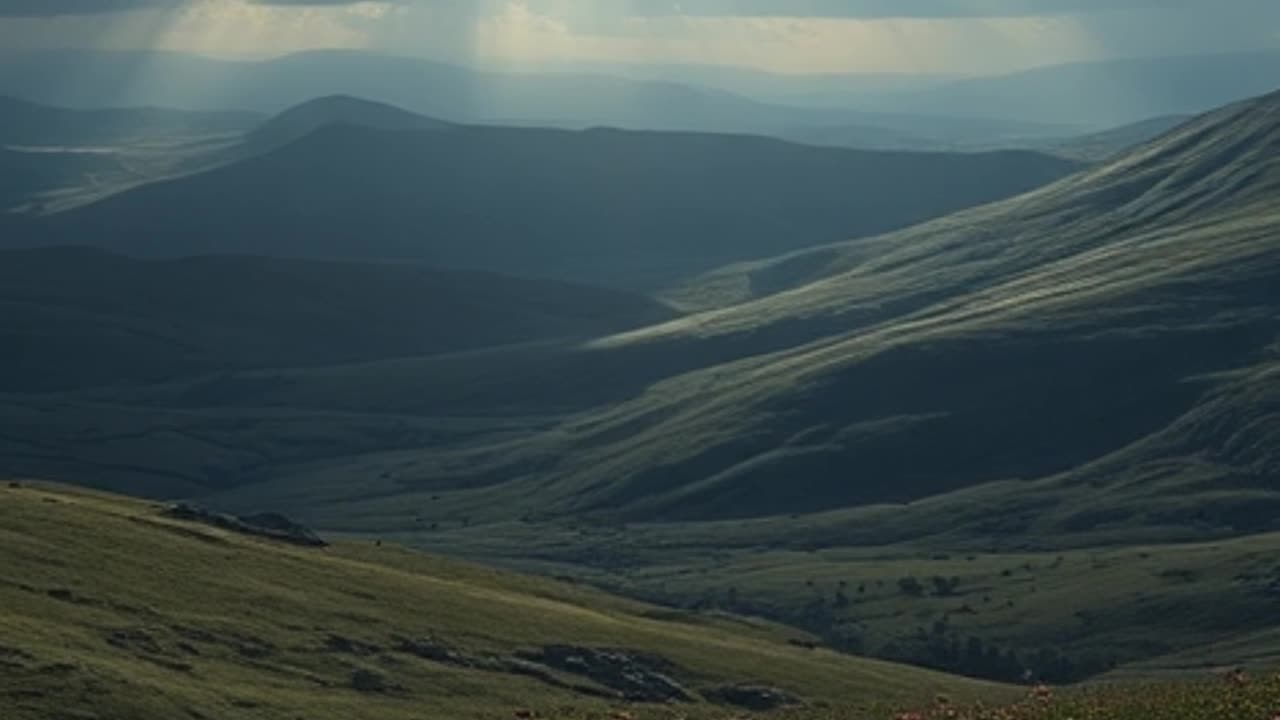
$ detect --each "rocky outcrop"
[163,505,326,547]
[519,645,693,703]
[350,669,395,694]
[706,683,801,711]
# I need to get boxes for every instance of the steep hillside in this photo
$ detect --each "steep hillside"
[15,119,1080,289]
[180,89,1280,528]
[0,247,674,391]
[1035,115,1193,162]
[0,482,1001,720]
[484,89,1280,522]
[19,90,1277,524]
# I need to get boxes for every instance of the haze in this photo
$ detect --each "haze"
[1,0,1276,75]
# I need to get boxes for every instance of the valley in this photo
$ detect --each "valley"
[1,26,1279,719]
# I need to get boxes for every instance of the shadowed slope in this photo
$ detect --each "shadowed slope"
[16,116,1080,289]
[244,94,455,150]
[0,247,674,392]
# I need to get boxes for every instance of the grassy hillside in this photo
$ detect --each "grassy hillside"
[0,246,674,392]
[16,116,1080,289]
[110,88,1273,679]
[2,88,1278,692]
[180,89,1280,525]
[1033,115,1193,162]
[0,481,1004,720]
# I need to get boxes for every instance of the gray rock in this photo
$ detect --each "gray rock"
[706,683,801,711]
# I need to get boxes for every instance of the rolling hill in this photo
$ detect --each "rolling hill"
[131,87,1278,682]
[243,94,455,151]
[166,88,1280,541]
[0,247,674,392]
[433,87,1280,522]
[0,481,1003,720]
[6,89,1275,533]
[1033,115,1194,162]
[2,83,1279,691]
[12,105,1080,289]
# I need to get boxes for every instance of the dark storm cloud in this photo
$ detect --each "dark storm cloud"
[0,0,1231,18]
[0,0,183,15]
[0,0,369,16]
[622,0,1211,19]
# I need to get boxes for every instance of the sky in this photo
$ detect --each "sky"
[0,0,1276,75]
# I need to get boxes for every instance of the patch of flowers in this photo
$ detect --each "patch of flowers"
[892,670,1280,720]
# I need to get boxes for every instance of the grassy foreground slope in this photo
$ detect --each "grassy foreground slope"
[0,481,1003,720]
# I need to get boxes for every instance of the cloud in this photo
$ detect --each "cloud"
[0,0,1274,75]
[0,0,1230,18]
[0,0,184,15]
[615,0,1206,19]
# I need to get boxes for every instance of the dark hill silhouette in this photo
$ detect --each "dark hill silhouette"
[245,94,454,150]
[0,246,674,391]
[20,108,1081,289]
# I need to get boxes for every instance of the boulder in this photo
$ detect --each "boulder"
[163,505,327,547]
[706,684,801,711]
[520,645,692,703]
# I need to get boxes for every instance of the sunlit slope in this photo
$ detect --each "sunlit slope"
[0,482,999,720]
[21,116,1079,289]
[663,90,1280,319]
[526,91,1280,520]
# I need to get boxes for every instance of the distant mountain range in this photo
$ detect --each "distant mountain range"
[8,95,1080,289]
[869,51,1280,126]
[245,95,454,149]
[1,49,1276,137]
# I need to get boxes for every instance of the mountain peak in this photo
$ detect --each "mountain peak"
[248,94,454,148]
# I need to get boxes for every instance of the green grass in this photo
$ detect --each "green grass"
[0,482,1007,720]
[384,522,1280,682]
